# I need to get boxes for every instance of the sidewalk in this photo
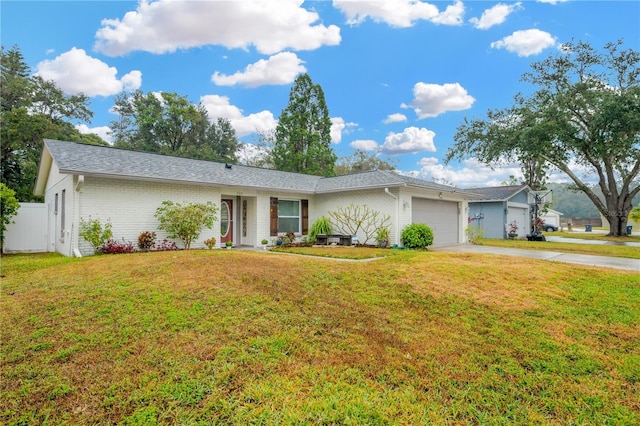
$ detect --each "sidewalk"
[432,244,640,271]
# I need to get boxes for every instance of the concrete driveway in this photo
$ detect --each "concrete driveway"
[432,244,640,272]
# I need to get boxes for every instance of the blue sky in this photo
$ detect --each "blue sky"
[2,0,638,187]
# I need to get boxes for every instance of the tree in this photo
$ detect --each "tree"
[1,45,98,201]
[154,201,218,249]
[334,150,396,175]
[78,217,113,254]
[272,73,336,176]
[447,40,640,236]
[0,183,20,249]
[110,91,239,163]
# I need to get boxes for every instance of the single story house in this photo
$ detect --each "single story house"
[467,185,532,239]
[540,209,563,229]
[34,139,479,256]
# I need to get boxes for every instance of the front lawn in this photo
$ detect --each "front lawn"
[1,251,639,424]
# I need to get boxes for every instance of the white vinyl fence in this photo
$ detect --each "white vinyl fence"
[3,203,48,253]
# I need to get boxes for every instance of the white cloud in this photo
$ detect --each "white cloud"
[334,0,464,28]
[350,139,379,151]
[76,124,112,143]
[491,29,556,57]
[402,82,475,119]
[381,127,436,154]
[200,94,277,137]
[412,157,523,187]
[537,0,568,4]
[383,113,407,124]
[121,71,142,92]
[331,117,358,143]
[331,117,345,144]
[430,0,465,26]
[212,52,306,87]
[95,0,340,56]
[35,47,141,97]
[469,2,522,30]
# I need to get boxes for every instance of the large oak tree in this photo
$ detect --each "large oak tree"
[110,90,239,163]
[1,45,99,201]
[447,40,639,236]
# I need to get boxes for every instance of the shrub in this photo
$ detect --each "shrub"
[156,239,178,251]
[401,223,434,249]
[204,237,217,249]
[79,216,113,254]
[328,204,391,245]
[99,239,135,254]
[375,227,390,246]
[137,231,156,251]
[309,216,332,242]
[0,183,20,250]
[154,201,218,249]
[466,225,485,244]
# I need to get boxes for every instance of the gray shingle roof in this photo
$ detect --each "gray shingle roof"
[42,139,477,196]
[467,185,529,201]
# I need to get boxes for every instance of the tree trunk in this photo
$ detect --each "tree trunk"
[606,211,629,237]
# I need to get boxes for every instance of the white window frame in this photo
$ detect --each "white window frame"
[278,199,301,235]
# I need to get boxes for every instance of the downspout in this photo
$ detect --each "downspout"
[384,188,399,246]
[73,175,84,257]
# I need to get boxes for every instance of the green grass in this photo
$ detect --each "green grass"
[1,250,639,424]
[477,237,640,259]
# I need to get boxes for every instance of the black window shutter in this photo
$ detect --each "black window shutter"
[270,197,278,236]
[301,199,309,235]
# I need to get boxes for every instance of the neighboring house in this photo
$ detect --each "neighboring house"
[467,185,532,239]
[540,209,563,229]
[34,139,479,256]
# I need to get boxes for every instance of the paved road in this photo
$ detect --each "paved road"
[432,244,640,272]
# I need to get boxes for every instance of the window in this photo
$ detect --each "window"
[54,193,59,215]
[270,198,308,236]
[60,189,66,240]
[278,200,300,234]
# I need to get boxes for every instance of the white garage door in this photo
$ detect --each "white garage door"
[412,198,459,246]
[507,206,528,237]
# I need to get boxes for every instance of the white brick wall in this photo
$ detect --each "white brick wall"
[76,177,221,255]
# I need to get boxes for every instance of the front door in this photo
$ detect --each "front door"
[220,199,233,245]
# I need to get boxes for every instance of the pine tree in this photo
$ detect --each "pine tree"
[272,74,336,176]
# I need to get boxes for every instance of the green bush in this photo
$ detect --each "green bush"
[401,223,434,249]
[309,216,332,242]
[79,217,113,254]
[154,201,218,250]
[0,183,20,249]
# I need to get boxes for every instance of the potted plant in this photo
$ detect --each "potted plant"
[261,239,269,250]
[375,227,390,248]
[507,220,518,239]
[225,240,233,249]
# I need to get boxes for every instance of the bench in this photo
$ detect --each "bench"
[316,234,353,246]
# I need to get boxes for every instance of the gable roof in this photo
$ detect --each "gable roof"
[467,184,531,202]
[35,139,477,197]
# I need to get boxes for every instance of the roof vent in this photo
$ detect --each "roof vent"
[225,163,233,169]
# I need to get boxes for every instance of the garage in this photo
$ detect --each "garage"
[412,198,459,246]
[507,206,529,238]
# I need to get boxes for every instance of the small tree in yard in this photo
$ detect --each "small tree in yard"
[154,201,218,249]
[328,204,391,245]
[79,217,113,254]
[0,183,20,249]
